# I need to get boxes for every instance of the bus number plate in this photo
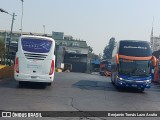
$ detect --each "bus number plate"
[31,76,37,78]
[132,84,137,87]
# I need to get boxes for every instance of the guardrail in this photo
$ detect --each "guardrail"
[0,65,14,79]
[0,54,15,66]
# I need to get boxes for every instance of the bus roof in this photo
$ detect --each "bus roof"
[118,40,151,57]
[20,35,55,42]
[119,40,149,43]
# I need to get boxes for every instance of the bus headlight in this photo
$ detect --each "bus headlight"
[145,80,151,83]
[119,77,124,80]
[116,76,124,80]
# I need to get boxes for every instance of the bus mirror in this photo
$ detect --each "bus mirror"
[152,56,157,67]
[116,54,119,64]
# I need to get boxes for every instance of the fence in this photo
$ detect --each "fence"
[0,53,15,66]
[0,53,15,79]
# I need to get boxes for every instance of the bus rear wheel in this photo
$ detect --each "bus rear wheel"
[47,83,52,86]
[18,81,24,87]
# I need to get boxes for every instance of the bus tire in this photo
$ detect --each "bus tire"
[18,81,24,87]
[111,81,115,85]
[111,78,114,84]
[111,74,115,85]
[138,88,145,92]
[47,83,52,86]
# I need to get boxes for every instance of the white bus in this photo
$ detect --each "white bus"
[14,35,55,86]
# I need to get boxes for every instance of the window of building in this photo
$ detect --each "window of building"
[61,41,67,46]
[72,42,79,47]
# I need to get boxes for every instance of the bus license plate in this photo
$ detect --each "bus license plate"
[31,76,37,79]
[27,64,39,69]
[132,84,137,87]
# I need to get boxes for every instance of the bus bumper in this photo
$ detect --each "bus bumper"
[116,78,151,89]
[14,73,54,83]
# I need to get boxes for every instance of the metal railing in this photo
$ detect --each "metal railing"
[0,53,15,66]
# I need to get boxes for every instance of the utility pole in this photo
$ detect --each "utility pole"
[20,0,24,35]
[7,13,16,65]
[150,17,154,53]
[0,8,17,65]
[43,25,45,35]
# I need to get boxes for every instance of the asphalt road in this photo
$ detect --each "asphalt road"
[0,72,160,120]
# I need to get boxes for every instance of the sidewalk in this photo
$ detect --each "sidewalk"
[91,72,100,75]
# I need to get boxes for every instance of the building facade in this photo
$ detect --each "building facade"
[53,32,89,73]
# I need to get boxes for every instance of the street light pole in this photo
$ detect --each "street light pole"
[43,25,45,35]
[0,8,17,65]
[20,0,24,35]
[7,13,16,65]
[0,8,9,14]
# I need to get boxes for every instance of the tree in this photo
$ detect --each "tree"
[152,50,160,58]
[0,38,5,64]
[103,37,116,59]
[88,52,99,60]
[88,46,93,53]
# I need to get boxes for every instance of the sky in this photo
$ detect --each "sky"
[1,0,160,54]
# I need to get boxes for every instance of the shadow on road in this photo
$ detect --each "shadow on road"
[0,79,47,89]
[72,80,160,93]
[72,80,116,91]
[18,82,47,89]
[115,87,145,93]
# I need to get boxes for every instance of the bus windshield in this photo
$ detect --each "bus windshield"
[119,59,151,77]
[21,38,52,53]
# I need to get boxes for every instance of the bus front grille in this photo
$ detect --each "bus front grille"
[24,53,48,60]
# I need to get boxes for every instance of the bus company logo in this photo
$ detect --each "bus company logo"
[124,46,147,49]
[2,112,11,117]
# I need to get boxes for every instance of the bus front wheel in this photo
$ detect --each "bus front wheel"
[138,88,145,92]
[111,74,115,85]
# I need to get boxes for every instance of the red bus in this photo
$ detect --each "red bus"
[99,60,111,76]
